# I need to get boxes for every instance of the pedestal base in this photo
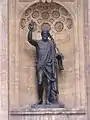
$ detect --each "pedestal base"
[10,108,86,120]
[31,103,65,109]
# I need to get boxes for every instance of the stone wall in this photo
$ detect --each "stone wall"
[9,0,86,110]
[0,0,9,120]
[86,0,90,120]
[10,108,86,120]
[9,0,87,119]
[0,0,90,120]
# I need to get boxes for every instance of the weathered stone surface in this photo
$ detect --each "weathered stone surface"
[9,0,86,110]
[0,0,8,120]
[10,108,86,120]
[10,108,86,115]
[0,0,90,120]
[31,103,65,109]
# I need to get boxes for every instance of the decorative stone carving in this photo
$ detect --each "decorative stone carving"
[50,4,55,9]
[60,7,68,16]
[41,23,51,31]
[32,11,39,19]
[36,4,43,11]
[59,16,65,22]
[37,18,42,24]
[42,12,49,19]
[21,18,26,29]
[52,11,60,18]
[20,2,73,32]
[40,0,46,3]
[54,21,64,32]
[19,0,36,1]
[40,0,52,2]
[27,16,31,21]
[43,5,49,10]
[49,18,54,24]
[66,18,73,29]
[47,0,52,3]
[25,8,32,16]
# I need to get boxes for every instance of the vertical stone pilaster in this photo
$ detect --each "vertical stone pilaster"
[84,0,89,120]
[0,0,9,120]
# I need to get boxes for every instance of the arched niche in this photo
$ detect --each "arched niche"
[9,0,86,110]
[19,2,75,108]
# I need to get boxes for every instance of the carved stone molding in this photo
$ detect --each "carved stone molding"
[19,0,75,3]
[19,0,74,2]
[19,0,39,2]
[53,0,75,2]
[40,0,52,2]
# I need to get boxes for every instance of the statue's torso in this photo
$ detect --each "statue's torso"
[37,40,51,59]
[36,40,55,70]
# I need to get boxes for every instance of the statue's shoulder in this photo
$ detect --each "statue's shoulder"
[49,40,55,45]
[36,40,43,46]
[37,40,42,43]
[37,39,42,41]
[49,40,53,44]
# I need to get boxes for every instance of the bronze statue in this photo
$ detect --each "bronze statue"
[28,21,64,106]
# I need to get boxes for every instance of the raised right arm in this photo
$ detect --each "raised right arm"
[28,21,38,47]
[28,30,37,47]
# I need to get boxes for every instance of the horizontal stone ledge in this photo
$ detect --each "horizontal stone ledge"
[10,108,86,115]
[19,0,75,2]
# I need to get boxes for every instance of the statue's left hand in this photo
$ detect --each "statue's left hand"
[56,53,64,60]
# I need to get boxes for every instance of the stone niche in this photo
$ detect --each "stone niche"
[20,2,74,108]
[9,0,86,113]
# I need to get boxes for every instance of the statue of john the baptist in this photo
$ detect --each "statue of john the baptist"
[27,21,64,106]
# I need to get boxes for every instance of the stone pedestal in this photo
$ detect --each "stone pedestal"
[10,108,86,120]
[31,103,65,109]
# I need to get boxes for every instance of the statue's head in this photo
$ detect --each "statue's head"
[41,29,50,42]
